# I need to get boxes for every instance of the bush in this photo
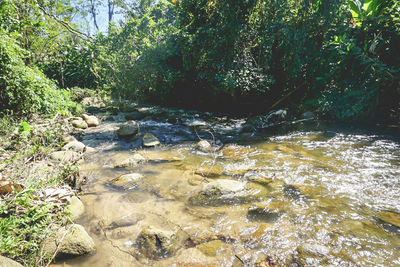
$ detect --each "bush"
[0,29,79,116]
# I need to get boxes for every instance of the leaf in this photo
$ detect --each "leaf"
[0,179,24,195]
[18,121,30,133]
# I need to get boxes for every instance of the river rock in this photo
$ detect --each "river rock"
[43,224,95,259]
[297,242,330,258]
[71,119,88,129]
[189,179,268,206]
[109,173,143,190]
[137,225,184,259]
[107,213,145,230]
[246,109,287,129]
[66,196,85,220]
[247,203,281,222]
[0,256,23,267]
[194,140,213,152]
[82,114,100,127]
[142,133,160,147]
[114,154,146,168]
[377,211,400,229]
[196,240,231,257]
[62,135,77,143]
[117,121,140,140]
[50,151,81,162]
[62,141,86,152]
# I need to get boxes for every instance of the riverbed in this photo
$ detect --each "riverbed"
[59,105,400,266]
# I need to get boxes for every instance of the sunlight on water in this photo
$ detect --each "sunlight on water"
[58,115,400,267]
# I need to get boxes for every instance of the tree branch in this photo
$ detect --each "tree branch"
[36,4,94,42]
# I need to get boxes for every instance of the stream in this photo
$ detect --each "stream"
[58,105,400,266]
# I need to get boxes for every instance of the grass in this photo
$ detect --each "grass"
[0,114,81,266]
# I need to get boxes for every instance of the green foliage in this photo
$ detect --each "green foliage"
[0,190,52,266]
[0,28,79,116]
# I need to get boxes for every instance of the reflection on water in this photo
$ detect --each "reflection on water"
[58,113,400,266]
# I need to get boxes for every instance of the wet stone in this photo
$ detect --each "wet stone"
[376,211,400,232]
[137,225,185,259]
[247,204,280,222]
[189,179,268,206]
[297,242,330,258]
[196,240,231,257]
[120,191,151,203]
[125,111,147,120]
[117,120,140,140]
[194,140,213,152]
[114,153,146,168]
[109,173,143,190]
[283,184,307,201]
[142,133,160,147]
[107,213,145,229]
[50,151,81,162]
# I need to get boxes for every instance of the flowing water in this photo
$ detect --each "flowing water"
[57,106,400,266]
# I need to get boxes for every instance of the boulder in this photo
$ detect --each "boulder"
[194,140,213,152]
[0,256,23,267]
[114,154,146,168]
[71,119,88,129]
[220,145,255,159]
[43,224,95,259]
[66,196,85,220]
[142,133,160,147]
[62,141,86,152]
[117,121,140,140]
[109,173,143,190]
[137,225,184,259]
[50,151,81,162]
[82,114,100,127]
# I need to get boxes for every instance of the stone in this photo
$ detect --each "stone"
[50,151,81,162]
[43,224,95,259]
[125,111,147,120]
[71,119,88,129]
[203,179,246,196]
[62,141,86,152]
[66,196,85,220]
[194,140,213,152]
[107,213,145,229]
[189,179,268,206]
[117,121,140,140]
[82,114,100,127]
[137,226,184,259]
[297,242,330,258]
[377,211,400,229]
[120,192,150,203]
[194,165,223,178]
[246,109,287,129]
[84,146,96,153]
[62,135,77,143]
[109,173,143,190]
[0,256,23,267]
[247,176,273,186]
[142,133,160,147]
[196,240,230,257]
[247,203,281,222]
[114,154,146,168]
